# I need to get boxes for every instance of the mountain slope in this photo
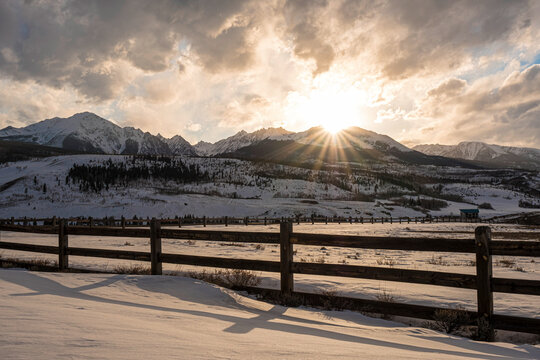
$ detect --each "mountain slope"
[194,127,293,156]
[0,112,195,156]
[413,142,540,170]
[194,125,411,157]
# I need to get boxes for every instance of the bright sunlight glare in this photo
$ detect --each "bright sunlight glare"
[284,80,366,134]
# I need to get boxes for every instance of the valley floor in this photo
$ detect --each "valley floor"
[1,269,539,359]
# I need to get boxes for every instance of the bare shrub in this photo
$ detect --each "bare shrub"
[496,258,516,268]
[0,256,57,270]
[187,269,261,289]
[318,289,352,311]
[254,244,265,251]
[427,307,472,336]
[219,242,246,247]
[123,241,134,246]
[315,256,326,264]
[113,264,151,275]
[185,239,196,245]
[376,256,396,267]
[375,289,395,303]
[427,255,449,266]
[478,202,494,210]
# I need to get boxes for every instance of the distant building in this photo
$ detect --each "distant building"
[460,209,479,221]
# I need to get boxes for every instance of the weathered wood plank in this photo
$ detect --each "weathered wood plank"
[492,314,540,334]
[292,233,476,253]
[67,247,151,261]
[492,278,540,296]
[0,224,58,234]
[0,241,59,254]
[160,253,280,272]
[476,226,494,341]
[150,219,162,275]
[292,262,477,289]
[58,219,68,271]
[280,222,293,295]
[491,241,540,257]
[67,227,150,238]
[160,229,280,243]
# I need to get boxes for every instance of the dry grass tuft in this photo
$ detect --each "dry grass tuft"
[113,264,151,275]
[187,269,261,289]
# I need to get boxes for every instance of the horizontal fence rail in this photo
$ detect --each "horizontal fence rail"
[0,219,538,339]
[0,213,504,229]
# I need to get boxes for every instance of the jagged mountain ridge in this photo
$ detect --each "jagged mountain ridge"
[195,126,411,156]
[194,127,293,156]
[413,142,540,170]
[0,112,196,156]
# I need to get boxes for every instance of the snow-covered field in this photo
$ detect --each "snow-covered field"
[1,269,539,359]
[0,154,538,219]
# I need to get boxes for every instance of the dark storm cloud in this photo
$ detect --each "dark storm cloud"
[375,0,529,79]
[0,0,533,99]
[0,0,255,100]
[282,0,336,74]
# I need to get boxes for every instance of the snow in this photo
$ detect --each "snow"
[193,127,293,156]
[1,222,538,322]
[1,269,538,359]
[193,125,412,156]
[0,154,537,220]
[413,142,540,168]
[0,112,195,155]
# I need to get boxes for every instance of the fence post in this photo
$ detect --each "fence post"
[121,216,126,229]
[150,218,162,275]
[280,221,294,296]
[203,216,207,227]
[475,226,494,341]
[58,219,68,271]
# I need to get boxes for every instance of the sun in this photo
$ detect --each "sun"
[284,79,365,134]
[321,118,352,134]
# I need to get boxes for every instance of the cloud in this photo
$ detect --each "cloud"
[406,64,540,147]
[0,0,538,147]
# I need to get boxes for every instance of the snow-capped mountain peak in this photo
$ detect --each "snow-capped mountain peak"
[193,127,293,156]
[0,112,195,156]
[413,141,540,170]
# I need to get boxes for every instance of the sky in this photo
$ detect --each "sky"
[0,0,539,147]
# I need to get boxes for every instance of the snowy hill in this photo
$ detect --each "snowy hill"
[413,142,540,170]
[3,270,537,359]
[0,112,195,156]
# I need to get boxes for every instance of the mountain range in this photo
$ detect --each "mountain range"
[413,142,540,170]
[0,112,538,170]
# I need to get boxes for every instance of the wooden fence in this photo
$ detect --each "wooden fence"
[0,214,491,229]
[0,220,538,340]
